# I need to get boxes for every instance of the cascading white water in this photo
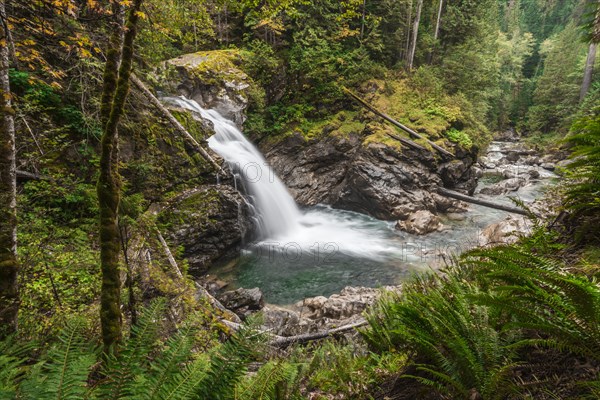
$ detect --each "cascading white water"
[166,97,301,238]
[163,96,398,259]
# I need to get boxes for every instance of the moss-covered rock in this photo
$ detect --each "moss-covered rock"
[164,50,264,126]
[158,185,253,276]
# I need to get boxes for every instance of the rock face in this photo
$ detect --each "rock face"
[396,210,444,235]
[159,186,253,276]
[262,131,477,221]
[166,51,253,126]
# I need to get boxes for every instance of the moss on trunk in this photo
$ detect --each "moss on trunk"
[98,0,144,352]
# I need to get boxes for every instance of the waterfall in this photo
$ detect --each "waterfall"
[166,97,301,238]
[163,96,399,260]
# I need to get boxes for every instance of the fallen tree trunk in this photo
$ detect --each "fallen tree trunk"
[385,132,427,152]
[16,170,50,181]
[220,316,368,347]
[437,188,531,216]
[344,88,454,159]
[130,74,225,174]
[270,319,368,347]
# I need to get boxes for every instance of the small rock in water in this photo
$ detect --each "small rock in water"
[396,210,443,235]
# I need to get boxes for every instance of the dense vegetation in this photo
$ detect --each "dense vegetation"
[1,0,600,398]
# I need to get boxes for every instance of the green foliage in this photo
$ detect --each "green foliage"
[525,24,587,136]
[18,179,100,341]
[445,128,473,149]
[563,109,600,243]
[235,360,303,400]
[0,300,266,400]
[9,69,101,139]
[364,272,519,399]
[463,246,600,361]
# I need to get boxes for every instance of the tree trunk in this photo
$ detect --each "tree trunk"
[407,0,423,70]
[581,1,600,102]
[99,1,124,126]
[360,0,366,40]
[0,1,19,338]
[428,0,443,64]
[98,0,144,352]
[580,42,597,102]
[403,0,413,62]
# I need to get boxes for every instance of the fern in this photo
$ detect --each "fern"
[234,361,303,400]
[130,323,205,400]
[193,322,263,400]
[93,298,167,399]
[563,110,600,243]
[19,319,97,400]
[364,272,520,399]
[0,336,32,399]
[462,247,600,360]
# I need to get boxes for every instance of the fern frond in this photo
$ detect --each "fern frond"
[19,319,96,400]
[94,298,167,399]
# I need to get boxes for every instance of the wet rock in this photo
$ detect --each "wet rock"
[523,155,540,166]
[218,287,264,318]
[541,162,556,171]
[528,169,541,179]
[479,177,526,196]
[160,186,253,276]
[479,216,531,246]
[396,210,443,235]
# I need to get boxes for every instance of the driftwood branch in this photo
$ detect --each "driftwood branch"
[344,88,454,159]
[130,74,225,174]
[437,188,530,216]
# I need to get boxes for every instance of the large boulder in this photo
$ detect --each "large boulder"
[478,215,531,246]
[159,186,253,276]
[396,210,444,235]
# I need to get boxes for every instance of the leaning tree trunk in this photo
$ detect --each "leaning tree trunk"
[98,0,143,352]
[0,0,19,337]
[407,0,423,70]
[581,2,600,102]
[428,0,443,64]
[580,42,597,102]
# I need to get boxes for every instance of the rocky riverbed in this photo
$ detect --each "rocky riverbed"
[194,133,562,337]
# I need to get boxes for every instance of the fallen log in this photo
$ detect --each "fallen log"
[220,315,368,347]
[130,74,225,174]
[16,170,50,181]
[344,87,454,159]
[385,132,427,152]
[270,319,368,348]
[437,187,531,216]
